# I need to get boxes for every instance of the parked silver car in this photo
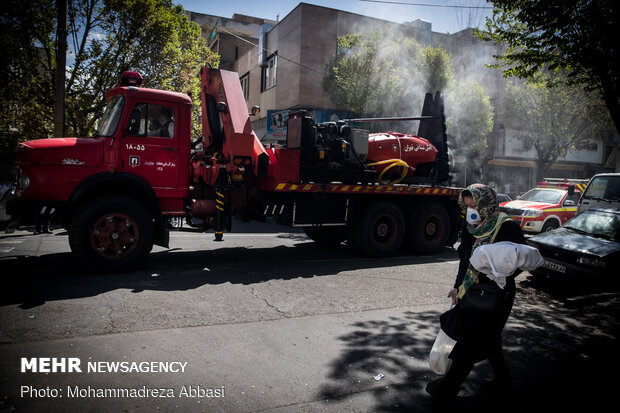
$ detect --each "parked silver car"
[577,173,620,215]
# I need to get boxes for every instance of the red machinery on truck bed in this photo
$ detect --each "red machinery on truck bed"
[8,68,461,271]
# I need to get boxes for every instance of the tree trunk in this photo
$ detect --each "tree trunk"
[596,69,620,136]
[53,0,67,138]
[535,160,546,183]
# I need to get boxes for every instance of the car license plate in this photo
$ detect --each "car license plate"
[543,260,566,273]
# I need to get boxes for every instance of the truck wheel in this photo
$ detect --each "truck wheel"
[303,227,347,246]
[408,201,450,254]
[69,196,154,272]
[357,201,405,257]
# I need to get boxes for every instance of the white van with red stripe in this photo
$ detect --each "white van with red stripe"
[500,180,586,233]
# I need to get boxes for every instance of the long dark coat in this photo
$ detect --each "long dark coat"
[444,220,526,363]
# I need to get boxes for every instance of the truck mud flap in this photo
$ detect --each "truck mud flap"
[261,196,350,227]
[292,196,349,227]
[155,216,170,248]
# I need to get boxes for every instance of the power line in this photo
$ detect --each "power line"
[215,25,324,75]
[359,0,493,9]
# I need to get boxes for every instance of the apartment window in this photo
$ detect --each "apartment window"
[240,73,250,101]
[262,53,277,91]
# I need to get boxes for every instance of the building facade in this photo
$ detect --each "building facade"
[189,2,618,196]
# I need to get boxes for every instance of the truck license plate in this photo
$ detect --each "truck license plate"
[543,260,566,273]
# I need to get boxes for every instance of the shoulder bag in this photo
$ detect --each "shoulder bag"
[459,282,506,312]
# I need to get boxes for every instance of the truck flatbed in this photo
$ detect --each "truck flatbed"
[270,182,460,196]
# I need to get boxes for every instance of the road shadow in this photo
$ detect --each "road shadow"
[0,235,458,308]
[519,271,620,300]
[318,310,440,412]
[316,296,620,412]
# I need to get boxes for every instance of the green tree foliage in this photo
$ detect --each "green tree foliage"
[322,32,420,118]
[67,0,218,140]
[505,76,612,181]
[422,46,492,172]
[422,46,453,93]
[0,0,218,163]
[445,79,494,170]
[0,0,56,163]
[322,32,493,171]
[479,0,619,134]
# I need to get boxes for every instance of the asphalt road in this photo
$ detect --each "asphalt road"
[1,221,619,413]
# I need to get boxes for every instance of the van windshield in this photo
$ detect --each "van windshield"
[583,176,620,200]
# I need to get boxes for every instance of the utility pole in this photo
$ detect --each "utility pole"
[53,0,67,138]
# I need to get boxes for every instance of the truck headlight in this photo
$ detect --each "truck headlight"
[19,173,30,190]
[523,209,543,217]
[577,256,606,268]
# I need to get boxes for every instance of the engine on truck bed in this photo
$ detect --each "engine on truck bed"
[285,92,449,186]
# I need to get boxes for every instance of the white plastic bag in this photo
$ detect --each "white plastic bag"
[469,241,545,288]
[429,328,456,375]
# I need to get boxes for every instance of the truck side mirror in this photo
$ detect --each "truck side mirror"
[216,102,228,113]
[568,184,575,196]
[250,105,261,116]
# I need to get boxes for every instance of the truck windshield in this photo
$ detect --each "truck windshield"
[518,189,563,204]
[95,96,125,137]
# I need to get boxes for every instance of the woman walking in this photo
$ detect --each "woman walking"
[434,184,526,412]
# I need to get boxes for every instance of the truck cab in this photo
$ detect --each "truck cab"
[10,72,193,270]
[15,72,192,209]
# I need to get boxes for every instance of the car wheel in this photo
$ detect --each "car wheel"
[541,219,559,232]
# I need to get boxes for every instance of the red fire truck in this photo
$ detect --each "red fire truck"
[499,178,588,233]
[8,68,462,271]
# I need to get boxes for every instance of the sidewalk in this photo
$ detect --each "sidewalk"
[1,292,618,413]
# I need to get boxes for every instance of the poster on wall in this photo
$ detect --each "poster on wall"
[266,109,345,141]
[266,110,289,141]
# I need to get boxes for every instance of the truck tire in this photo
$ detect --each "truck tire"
[356,201,405,257]
[69,195,154,272]
[303,226,347,246]
[408,201,449,254]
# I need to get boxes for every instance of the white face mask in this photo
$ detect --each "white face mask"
[466,207,481,225]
